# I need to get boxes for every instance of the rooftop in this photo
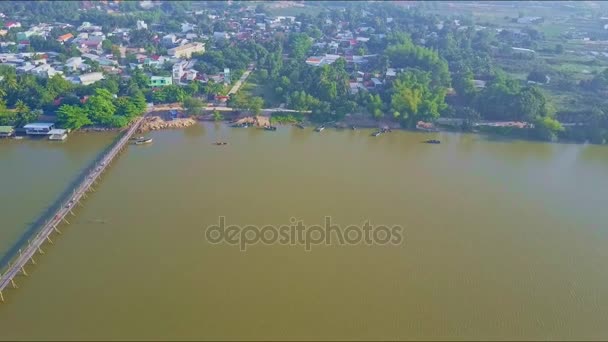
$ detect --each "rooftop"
[23,122,54,129]
[0,126,14,133]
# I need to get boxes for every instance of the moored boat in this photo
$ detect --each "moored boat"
[264,126,277,131]
[135,137,153,145]
[314,125,325,132]
[424,139,441,144]
[295,123,305,129]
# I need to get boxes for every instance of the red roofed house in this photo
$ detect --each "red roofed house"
[5,21,21,29]
[57,33,74,43]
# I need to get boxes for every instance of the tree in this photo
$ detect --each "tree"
[533,116,564,142]
[183,96,204,116]
[390,69,447,127]
[56,104,92,130]
[114,97,140,119]
[250,96,264,115]
[14,100,38,127]
[86,89,116,125]
[212,110,224,121]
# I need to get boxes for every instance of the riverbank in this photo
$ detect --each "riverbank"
[138,116,197,132]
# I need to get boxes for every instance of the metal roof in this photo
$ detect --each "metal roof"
[0,126,14,133]
[23,122,54,129]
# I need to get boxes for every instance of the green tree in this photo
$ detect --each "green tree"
[56,104,92,130]
[213,110,224,121]
[183,96,204,116]
[533,116,564,142]
[390,69,447,127]
[86,89,116,125]
[114,97,139,119]
[14,100,38,127]
[250,96,264,115]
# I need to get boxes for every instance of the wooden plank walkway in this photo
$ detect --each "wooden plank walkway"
[0,116,146,302]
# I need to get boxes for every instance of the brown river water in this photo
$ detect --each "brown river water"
[0,123,607,340]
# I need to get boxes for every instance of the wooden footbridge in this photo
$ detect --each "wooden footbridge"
[0,116,146,302]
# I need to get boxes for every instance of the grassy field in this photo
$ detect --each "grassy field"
[240,71,283,108]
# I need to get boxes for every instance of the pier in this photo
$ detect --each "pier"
[0,116,146,302]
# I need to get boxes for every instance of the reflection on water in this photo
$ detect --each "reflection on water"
[0,123,607,340]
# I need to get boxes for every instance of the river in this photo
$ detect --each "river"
[0,123,607,340]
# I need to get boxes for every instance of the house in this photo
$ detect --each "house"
[473,80,486,89]
[0,126,14,138]
[517,16,543,24]
[224,68,230,83]
[172,61,186,84]
[57,33,74,43]
[32,64,62,78]
[77,72,104,85]
[306,54,342,67]
[136,20,148,30]
[162,34,177,46]
[213,31,229,41]
[370,78,383,88]
[23,122,55,135]
[77,22,102,32]
[386,68,397,79]
[149,76,172,87]
[5,21,21,29]
[16,62,36,73]
[185,69,198,81]
[167,42,205,59]
[181,22,196,33]
[64,57,88,72]
[512,47,536,54]
[48,129,68,141]
[80,39,103,51]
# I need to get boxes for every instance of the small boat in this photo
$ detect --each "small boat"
[231,123,250,128]
[424,139,441,144]
[314,125,325,132]
[371,131,383,137]
[213,142,228,145]
[135,138,153,145]
[13,136,24,140]
[351,126,356,130]
[295,123,305,129]
[131,136,145,140]
[264,126,277,131]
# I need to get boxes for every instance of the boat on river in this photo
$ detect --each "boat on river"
[135,138,153,145]
[314,125,325,132]
[371,131,383,137]
[264,126,277,131]
[424,139,441,144]
[295,123,305,129]
[231,122,250,128]
[213,142,228,145]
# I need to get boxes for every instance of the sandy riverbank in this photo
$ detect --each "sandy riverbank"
[138,116,197,132]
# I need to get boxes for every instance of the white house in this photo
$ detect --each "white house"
[136,20,148,30]
[23,122,54,135]
[213,31,229,41]
[76,72,104,85]
[181,22,196,33]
